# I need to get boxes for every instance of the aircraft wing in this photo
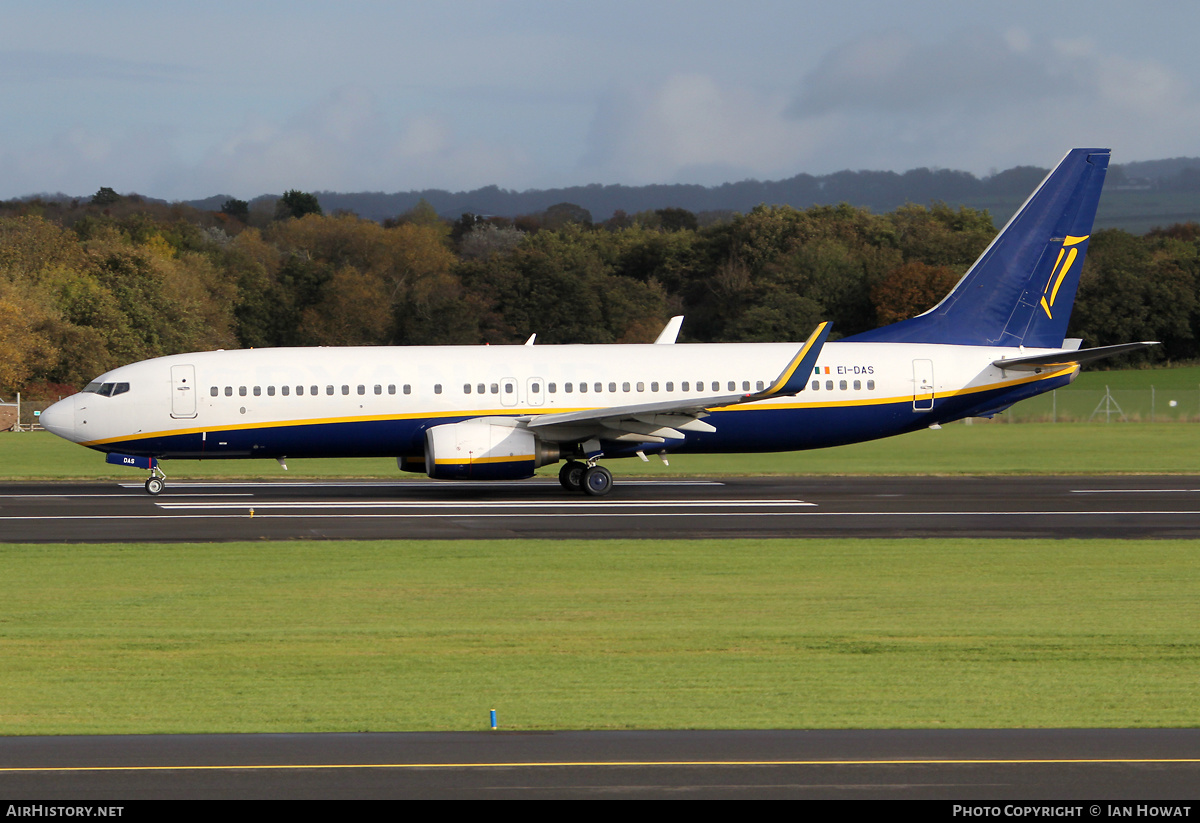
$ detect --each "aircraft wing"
[992,341,1158,371]
[526,322,831,444]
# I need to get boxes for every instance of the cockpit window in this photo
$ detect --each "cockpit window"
[82,382,130,397]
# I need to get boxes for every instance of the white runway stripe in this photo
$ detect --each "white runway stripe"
[154,499,814,510]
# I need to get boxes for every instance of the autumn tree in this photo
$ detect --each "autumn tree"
[871,261,960,326]
[275,190,323,221]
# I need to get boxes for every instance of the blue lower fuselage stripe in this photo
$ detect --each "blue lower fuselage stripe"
[91,374,1072,461]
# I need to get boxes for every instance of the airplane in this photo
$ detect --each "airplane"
[39,148,1155,496]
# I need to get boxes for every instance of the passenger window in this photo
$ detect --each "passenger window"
[548,383,556,393]
[310,386,318,396]
[742,381,750,391]
[651,382,659,392]
[839,380,847,390]
[357,385,365,395]
[579,383,587,393]
[565,383,573,393]
[812,381,820,391]
[867,380,875,391]
[296,386,304,396]
[225,386,233,396]
[464,384,472,394]
[505,383,513,394]
[326,385,334,395]
[594,383,603,393]
[403,385,411,395]
[531,383,541,394]
[491,384,499,394]
[254,386,262,396]
[636,382,644,392]
[825,381,833,391]
[621,382,629,392]
[666,382,674,392]
[282,385,290,396]
[388,385,396,395]
[434,384,442,394]
[239,386,247,396]
[727,381,735,391]
[210,387,218,397]
[713,382,720,391]
[477,383,485,394]
[756,381,765,391]
[853,380,861,390]
[682,382,690,392]
[374,385,382,395]
[267,386,276,396]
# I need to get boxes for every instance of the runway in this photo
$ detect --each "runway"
[3,729,1199,799]
[1,475,1199,541]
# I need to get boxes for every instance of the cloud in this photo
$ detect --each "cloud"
[178,87,536,198]
[582,74,833,185]
[577,27,1200,188]
[781,28,1200,172]
[791,29,1067,116]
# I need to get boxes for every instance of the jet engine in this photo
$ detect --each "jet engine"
[424,419,559,480]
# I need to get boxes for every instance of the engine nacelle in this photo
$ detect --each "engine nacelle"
[424,419,559,480]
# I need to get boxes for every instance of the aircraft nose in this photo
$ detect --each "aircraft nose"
[39,396,78,442]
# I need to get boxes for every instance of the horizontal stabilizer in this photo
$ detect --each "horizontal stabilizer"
[992,341,1158,371]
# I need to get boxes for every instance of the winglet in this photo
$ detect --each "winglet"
[655,316,684,344]
[755,321,832,398]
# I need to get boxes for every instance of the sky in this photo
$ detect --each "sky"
[3,1,1200,201]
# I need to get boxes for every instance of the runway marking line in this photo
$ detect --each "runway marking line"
[4,757,1200,773]
[153,499,815,510]
[4,510,1200,522]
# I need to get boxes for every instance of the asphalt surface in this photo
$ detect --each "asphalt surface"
[1,475,1199,541]
[2,729,1199,800]
[5,476,1198,800]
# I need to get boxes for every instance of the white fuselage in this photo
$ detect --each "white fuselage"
[40,341,1076,461]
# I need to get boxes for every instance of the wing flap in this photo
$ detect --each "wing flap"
[527,321,830,443]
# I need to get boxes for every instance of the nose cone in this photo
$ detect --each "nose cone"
[40,396,79,442]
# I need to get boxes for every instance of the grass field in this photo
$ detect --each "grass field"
[2,538,1198,734]
[0,425,1189,478]
[3,369,1196,736]
[2,422,1199,480]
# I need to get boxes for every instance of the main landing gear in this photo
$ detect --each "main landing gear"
[558,460,613,496]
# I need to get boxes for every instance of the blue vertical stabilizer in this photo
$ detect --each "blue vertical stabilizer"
[845,148,1109,348]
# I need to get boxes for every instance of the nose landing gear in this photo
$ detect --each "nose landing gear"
[144,463,167,495]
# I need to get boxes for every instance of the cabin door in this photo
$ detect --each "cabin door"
[170,364,198,419]
[526,377,544,407]
[500,377,518,407]
[912,359,934,411]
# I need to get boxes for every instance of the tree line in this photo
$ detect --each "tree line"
[0,189,1196,398]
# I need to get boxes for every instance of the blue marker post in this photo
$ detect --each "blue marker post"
[490,709,497,730]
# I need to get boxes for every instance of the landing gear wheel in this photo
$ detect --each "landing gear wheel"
[145,476,164,495]
[582,464,613,497]
[559,461,585,492]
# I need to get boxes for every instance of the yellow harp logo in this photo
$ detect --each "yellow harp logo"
[1040,235,1089,319]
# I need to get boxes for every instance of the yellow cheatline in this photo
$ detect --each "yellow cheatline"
[3,756,1200,773]
[80,363,1075,447]
[433,454,535,466]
